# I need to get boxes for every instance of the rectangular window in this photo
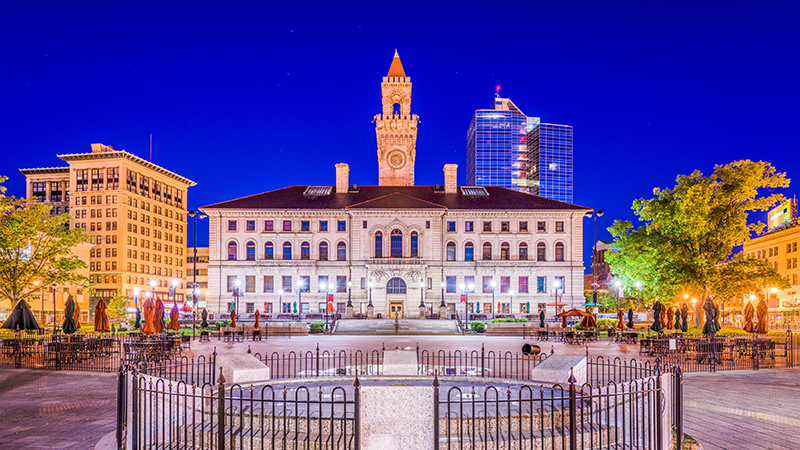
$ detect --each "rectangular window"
[464,276,475,292]
[283,220,292,231]
[299,276,310,293]
[32,182,46,202]
[338,221,346,232]
[500,276,510,293]
[501,221,510,232]
[336,276,347,293]
[50,181,62,202]
[447,221,456,232]
[363,221,368,229]
[228,220,237,231]
[555,276,565,293]
[465,221,473,232]
[91,168,103,191]
[519,276,528,293]
[319,221,328,231]
[446,276,456,293]
[482,276,493,293]
[245,275,255,293]
[246,303,254,314]
[483,221,492,232]
[537,221,546,232]
[425,221,430,229]
[536,277,546,293]
[361,277,365,289]
[318,276,329,292]
[264,220,273,231]
[282,276,292,293]
[519,221,528,232]
[246,220,255,231]
[301,221,310,231]
[555,221,565,232]
[226,276,236,292]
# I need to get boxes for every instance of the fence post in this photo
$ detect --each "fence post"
[316,343,320,377]
[655,367,663,450]
[752,332,759,371]
[709,334,716,373]
[132,369,139,450]
[116,364,126,450]
[354,374,361,450]
[217,367,226,450]
[481,343,486,378]
[568,368,577,450]
[212,347,217,385]
[675,368,684,450]
[433,371,439,449]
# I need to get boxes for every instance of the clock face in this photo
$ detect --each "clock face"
[387,149,406,170]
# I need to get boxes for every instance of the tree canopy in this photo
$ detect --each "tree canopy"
[0,177,89,306]
[606,160,790,306]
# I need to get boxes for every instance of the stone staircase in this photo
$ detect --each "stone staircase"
[333,319,462,335]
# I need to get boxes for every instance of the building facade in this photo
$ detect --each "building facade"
[20,143,195,312]
[742,218,800,324]
[186,246,210,309]
[466,97,574,203]
[202,53,590,319]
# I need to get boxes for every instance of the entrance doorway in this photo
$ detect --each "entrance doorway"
[389,300,404,319]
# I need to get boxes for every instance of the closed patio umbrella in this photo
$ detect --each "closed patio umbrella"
[579,314,596,328]
[169,303,180,331]
[756,299,768,334]
[201,308,209,328]
[702,297,720,336]
[538,310,545,328]
[230,305,236,328]
[254,309,260,328]
[650,301,663,333]
[94,299,109,333]
[626,308,635,329]
[141,297,156,335]
[476,302,481,313]
[743,302,755,333]
[617,309,625,330]
[134,307,141,329]
[74,301,82,330]
[1,300,40,330]
[680,303,689,332]
[154,298,165,333]
[666,307,675,329]
[62,295,78,335]
[674,308,682,331]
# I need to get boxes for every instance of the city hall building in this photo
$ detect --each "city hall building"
[201,52,590,318]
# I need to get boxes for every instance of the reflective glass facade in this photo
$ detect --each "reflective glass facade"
[526,123,573,203]
[466,97,573,203]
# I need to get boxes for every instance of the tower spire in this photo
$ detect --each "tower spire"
[387,50,406,77]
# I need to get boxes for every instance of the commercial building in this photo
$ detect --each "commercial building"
[466,97,574,203]
[20,143,195,313]
[186,246,210,309]
[202,52,590,318]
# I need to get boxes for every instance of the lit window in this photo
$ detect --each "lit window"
[227,242,237,260]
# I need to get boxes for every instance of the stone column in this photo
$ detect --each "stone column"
[418,305,426,319]
[346,305,354,319]
[367,304,374,319]
[439,305,448,320]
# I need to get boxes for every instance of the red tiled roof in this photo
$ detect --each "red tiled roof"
[201,186,590,212]
[387,51,406,77]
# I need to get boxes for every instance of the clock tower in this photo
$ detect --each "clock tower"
[375,50,419,186]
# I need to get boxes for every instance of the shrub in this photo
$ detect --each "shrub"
[597,318,620,328]
[308,321,326,334]
[214,321,227,329]
[470,321,486,333]
[573,325,588,331]
[489,318,528,323]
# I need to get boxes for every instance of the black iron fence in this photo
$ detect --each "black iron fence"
[418,344,549,380]
[0,331,186,372]
[253,344,383,378]
[640,331,795,372]
[136,353,217,386]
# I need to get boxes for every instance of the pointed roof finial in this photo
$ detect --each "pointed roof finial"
[387,50,406,77]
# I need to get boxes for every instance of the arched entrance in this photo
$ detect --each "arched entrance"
[386,277,406,319]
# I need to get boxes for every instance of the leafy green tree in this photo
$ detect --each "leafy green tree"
[606,160,789,322]
[0,178,89,307]
[711,256,790,307]
[107,294,131,319]
[584,290,630,313]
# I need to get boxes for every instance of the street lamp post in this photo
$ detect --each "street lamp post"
[614,281,622,311]
[278,289,284,312]
[419,280,425,318]
[149,279,157,302]
[552,280,563,315]
[347,281,352,308]
[51,283,57,334]
[296,279,304,320]
[187,210,207,339]
[133,287,140,329]
[368,280,373,307]
[509,289,514,315]
[33,280,41,324]
[584,209,604,307]
[635,281,642,311]
[490,280,497,320]
[233,278,241,323]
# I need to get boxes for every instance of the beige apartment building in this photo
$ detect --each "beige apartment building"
[20,143,195,313]
[742,217,800,323]
[186,246,209,309]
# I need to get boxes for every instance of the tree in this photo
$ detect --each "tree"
[107,293,131,319]
[606,160,789,317]
[584,290,630,313]
[711,256,790,306]
[0,179,89,306]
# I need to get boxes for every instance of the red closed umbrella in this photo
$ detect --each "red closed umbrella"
[94,299,109,332]
[169,303,180,331]
[154,298,165,333]
[617,310,625,330]
[254,309,260,328]
[142,297,155,335]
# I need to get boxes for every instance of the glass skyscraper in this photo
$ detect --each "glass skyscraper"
[466,97,573,203]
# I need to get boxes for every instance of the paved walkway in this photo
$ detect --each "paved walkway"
[682,369,800,450]
[0,369,117,450]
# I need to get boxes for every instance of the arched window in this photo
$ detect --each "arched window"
[482,242,492,261]
[246,241,256,261]
[301,241,310,260]
[319,242,328,261]
[227,241,237,261]
[519,242,528,261]
[555,242,565,261]
[465,242,474,261]
[392,103,401,115]
[537,242,546,261]
[337,242,347,261]
[387,277,407,294]
[375,231,383,258]
[446,242,456,261]
[264,242,274,260]
[283,242,292,260]
[500,242,510,261]
[410,231,419,258]
[390,229,403,258]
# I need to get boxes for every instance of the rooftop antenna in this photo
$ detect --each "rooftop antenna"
[495,85,502,98]
[149,134,153,162]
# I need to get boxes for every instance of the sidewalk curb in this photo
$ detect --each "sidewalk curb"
[94,430,116,450]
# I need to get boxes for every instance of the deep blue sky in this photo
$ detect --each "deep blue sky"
[2,1,799,272]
